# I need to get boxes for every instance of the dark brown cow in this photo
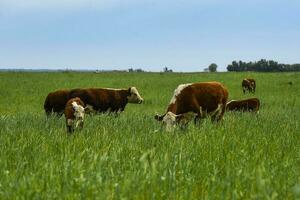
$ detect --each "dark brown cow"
[64,97,86,133]
[44,89,71,116]
[242,78,256,94]
[155,82,228,131]
[226,98,260,113]
[68,87,144,113]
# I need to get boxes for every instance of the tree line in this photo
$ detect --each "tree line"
[227,59,300,72]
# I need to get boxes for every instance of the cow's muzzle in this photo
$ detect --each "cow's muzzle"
[138,99,144,104]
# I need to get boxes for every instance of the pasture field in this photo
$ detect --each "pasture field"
[0,71,299,199]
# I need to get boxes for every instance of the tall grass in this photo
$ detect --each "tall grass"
[0,72,299,199]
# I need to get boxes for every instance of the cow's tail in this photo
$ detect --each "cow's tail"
[256,99,261,113]
[213,90,228,121]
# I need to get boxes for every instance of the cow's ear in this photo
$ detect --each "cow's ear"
[128,87,132,93]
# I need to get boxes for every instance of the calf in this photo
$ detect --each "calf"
[242,78,256,94]
[69,87,144,114]
[226,98,260,113]
[155,82,228,131]
[64,97,86,133]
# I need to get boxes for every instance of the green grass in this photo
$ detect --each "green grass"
[0,71,299,199]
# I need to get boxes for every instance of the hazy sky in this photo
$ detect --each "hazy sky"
[0,0,299,71]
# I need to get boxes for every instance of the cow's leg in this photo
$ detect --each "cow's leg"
[194,106,205,125]
[194,115,201,125]
[110,109,121,117]
[191,101,202,125]
[211,104,222,122]
[249,86,253,93]
[67,119,74,133]
[215,103,226,122]
[45,109,52,117]
[79,121,84,130]
[67,126,73,133]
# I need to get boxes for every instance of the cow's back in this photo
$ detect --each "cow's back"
[69,88,99,106]
[242,79,250,87]
[69,88,128,112]
[227,98,260,112]
[169,82,228,114]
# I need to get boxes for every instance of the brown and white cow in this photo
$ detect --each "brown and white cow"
[226,98,260,113]
[242,78,256,94]
[68,87,144,113]
[155,82,228,131]
[44,89,71,116]
[64,97,86,133]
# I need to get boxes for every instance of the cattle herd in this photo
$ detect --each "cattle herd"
[44,78,260,133]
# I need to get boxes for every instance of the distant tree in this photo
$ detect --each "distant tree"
[128,68,144,72]
[226,59,300,72]
[135,68,144,72]
[203,68,209,72]
[163,66,173,72]
[208,63,218,72]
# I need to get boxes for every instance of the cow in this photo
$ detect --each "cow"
[44,89,71,116]
[68,87,144,114]
[226,98,260,113]
[242,78,256,94]
[154,82,228,131]
[64,97,87,133]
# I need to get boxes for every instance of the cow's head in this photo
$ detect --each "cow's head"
[155,111,195,132]
[72,102,85,127]
[127,87,144,104]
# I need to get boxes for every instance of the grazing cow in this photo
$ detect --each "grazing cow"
[64,97,86,133]
[242,78,256,94]
[68,87,144,113]
[226,98,260,113]
[155,82,228,131]
[44,89,71,116]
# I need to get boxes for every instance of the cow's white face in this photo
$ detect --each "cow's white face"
[162,112,177,132]
[162,111,196,132]
[72,102,85,126]
[127,87,144,104]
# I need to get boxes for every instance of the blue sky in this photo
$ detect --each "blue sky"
[0,0,299,71]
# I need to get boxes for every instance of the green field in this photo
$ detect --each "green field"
[0,72,299,199]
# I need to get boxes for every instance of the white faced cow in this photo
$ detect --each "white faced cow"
[155,82,228,131]
[64,97,87,133]
[242,78,256,94]
[68,87,143,114]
